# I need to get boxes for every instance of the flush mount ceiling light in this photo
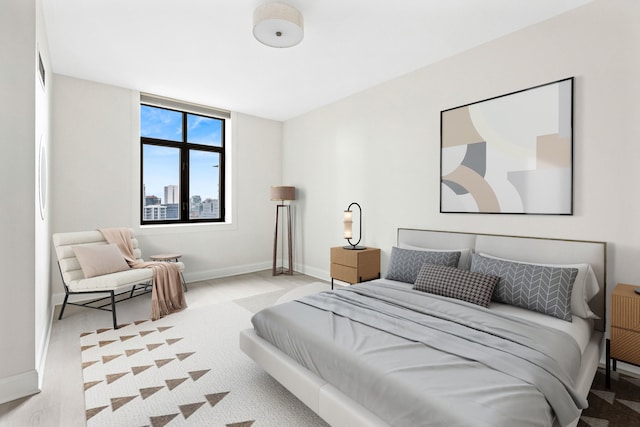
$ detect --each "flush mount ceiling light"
[253,2,304,48]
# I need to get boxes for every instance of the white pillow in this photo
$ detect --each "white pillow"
[73,244,130,278]
[398,243,473,270]
[478,252,599,320]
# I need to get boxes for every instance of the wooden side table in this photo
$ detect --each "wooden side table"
[150,253,188,292]
[606,283,640,388]
[150,253,182,262]
[330,246,380,289]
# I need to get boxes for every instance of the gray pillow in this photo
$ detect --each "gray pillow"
[385,247,460,284]
[413,264,499,307]
[470,253,578,321]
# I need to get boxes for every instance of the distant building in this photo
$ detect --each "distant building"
[143,204,166,220]
[164,185,179,204]
[145,195,161,206]
[188,195,218,219]
[201,198,219,218]
[165,203,179,220]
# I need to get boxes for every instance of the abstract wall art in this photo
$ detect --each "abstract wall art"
[440,78,573,215]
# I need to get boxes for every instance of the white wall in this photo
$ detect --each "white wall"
[51,75,283,298]
[34,0,53,388]
[284,0,640,321]
[0,0,51,404]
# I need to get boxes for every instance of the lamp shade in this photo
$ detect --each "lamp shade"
[270,186,296,201]
[253,2,304,48]
[343,210,353,239]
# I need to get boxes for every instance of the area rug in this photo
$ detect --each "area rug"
[80,301,327,427]
[579,368,640,427]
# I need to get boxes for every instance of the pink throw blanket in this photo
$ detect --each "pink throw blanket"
[99,228,186,321]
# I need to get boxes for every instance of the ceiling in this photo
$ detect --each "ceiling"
[42,0,593,121]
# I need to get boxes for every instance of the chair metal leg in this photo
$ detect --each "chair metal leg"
[111,291,118,329]
[181,272,188,292]
[58,293,69,320]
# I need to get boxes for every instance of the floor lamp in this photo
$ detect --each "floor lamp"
[271,186,295,275]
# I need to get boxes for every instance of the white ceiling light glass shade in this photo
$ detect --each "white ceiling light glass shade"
[253,2,304,48]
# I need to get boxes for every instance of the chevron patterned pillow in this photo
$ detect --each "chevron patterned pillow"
[385,247,460,284]
[470,253,578,321]
[413,264,500,307]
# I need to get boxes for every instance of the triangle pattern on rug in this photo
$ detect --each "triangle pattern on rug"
[619,399,640,414]
[227,421,255,427]
[111,395,137,411]
[86,405,108,420]
[132,365,153,375]
[146,343,164,351]
[80,302,329,427]
[84,380,102,391]
[82,360,98,369]
[579,415,609,427]
[102,354,122,364]
[154,358,174,368]
[206,391,229,407]
[179,401,205,419]
[176,352,195,361]
[140,386,164,400]
[591,389,616,405]
[189,369,210,381]
[623,376,640,388]
[106,372,128,384]
[149,413,179,427]
[165,377,188,391]
[125,348,144,357]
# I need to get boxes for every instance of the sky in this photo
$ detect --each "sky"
[141,105,222,202]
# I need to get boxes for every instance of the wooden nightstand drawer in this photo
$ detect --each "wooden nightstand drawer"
[611,326,640,365]
[330,264,359,284]
[330,247,359,267]
[611,284,640,330]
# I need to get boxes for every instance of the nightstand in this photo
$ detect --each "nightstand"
[330,246,380,289]
[606,283,640,388]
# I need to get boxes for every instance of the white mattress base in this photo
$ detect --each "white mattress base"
[240,328,387,427]
[240,328,603,427]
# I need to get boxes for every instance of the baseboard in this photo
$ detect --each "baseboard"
[293,264,330,282]
[184,262,272,283]
[0,370,40,405]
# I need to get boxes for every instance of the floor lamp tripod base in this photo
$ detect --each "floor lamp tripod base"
[273,204,293,276]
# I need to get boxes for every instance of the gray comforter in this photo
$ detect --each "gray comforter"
[252,281,587,427]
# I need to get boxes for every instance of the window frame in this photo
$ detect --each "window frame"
[140,97,228,225]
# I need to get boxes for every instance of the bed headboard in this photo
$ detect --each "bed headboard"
[397,228,607,332]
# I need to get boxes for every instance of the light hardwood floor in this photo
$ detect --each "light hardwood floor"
[0,270,325,427]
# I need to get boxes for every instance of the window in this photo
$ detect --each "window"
[140,95,228,224]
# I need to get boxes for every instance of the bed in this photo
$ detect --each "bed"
[240,229,606,427]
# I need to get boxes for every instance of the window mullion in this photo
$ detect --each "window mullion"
[181,113,189,221]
